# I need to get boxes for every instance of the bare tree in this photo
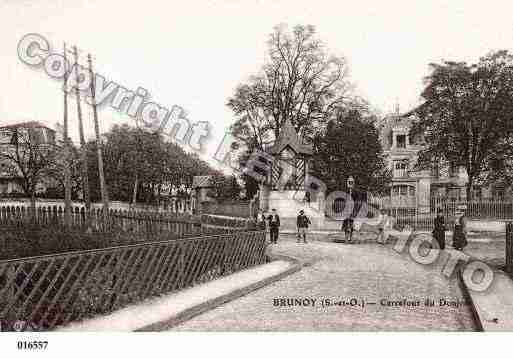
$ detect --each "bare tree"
[0,125,59,220]
[228,24,358,151]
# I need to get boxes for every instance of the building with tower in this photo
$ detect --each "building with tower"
[259,119,326,230]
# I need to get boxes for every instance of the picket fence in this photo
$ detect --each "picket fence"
[327,195,513,230]
[0,203,202,236]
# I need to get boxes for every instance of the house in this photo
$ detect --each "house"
[0,121,58,196]
[192,175,214,212]
[380,111,511,210]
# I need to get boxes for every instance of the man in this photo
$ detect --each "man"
[267,208,280,244]
[376,209,390,244]
[296,209,311,243]
[432,208,446,250]
[342,176,357,242]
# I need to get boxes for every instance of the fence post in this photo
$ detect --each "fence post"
[506,221,513,275]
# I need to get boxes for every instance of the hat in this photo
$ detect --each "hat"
[299,210,304,214]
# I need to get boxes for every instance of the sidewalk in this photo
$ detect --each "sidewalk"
[463,270,513,331]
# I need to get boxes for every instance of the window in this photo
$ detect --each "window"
[408,134,416,146]
[47,130,55,144]
[448,163,458,177]
[396,135,406,148]
[395,161,408,170]
[392,185,415,197]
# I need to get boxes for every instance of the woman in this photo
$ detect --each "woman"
[453,210,468,251]
[432,208,446,250]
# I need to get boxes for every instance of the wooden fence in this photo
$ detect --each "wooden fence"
[0,230,267,331]
[0,204,202,237]
[201,201,253,219]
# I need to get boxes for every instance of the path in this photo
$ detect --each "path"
[172,234,477,331]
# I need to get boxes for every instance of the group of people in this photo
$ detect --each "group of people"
[256,206,469,250]
[432,208,468,250]
[256,208,312,244]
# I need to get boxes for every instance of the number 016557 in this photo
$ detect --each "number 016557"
[17,341,48,350]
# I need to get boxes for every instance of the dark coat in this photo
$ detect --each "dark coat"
[453,216,468,249]
[267,214,280,228]
[433,215,446,248]
[297,214,311,228]
[345,188,367,219]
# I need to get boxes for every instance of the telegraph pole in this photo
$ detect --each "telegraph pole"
[72,45,91,229]
[63,42,72,228]
[87,53,110,223]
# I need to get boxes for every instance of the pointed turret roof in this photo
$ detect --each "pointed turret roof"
[269,119,313,155]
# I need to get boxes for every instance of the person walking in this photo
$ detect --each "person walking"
[296,210,311,243]
[267,208,280,244]
[342,217,354,242]
[432,208,446,250]
[376,209,390,244]
[255,209,266,230]
[453,209,468,251]
[340,176,363,243]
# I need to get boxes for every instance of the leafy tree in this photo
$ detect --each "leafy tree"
[411,51,513,198]
[208,174,242,201]
[86,124,216,204]
[312,109,390,193]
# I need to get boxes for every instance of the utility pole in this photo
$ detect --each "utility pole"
[87,53,110,223]
[72,45,91,229]
[63,42,72,228]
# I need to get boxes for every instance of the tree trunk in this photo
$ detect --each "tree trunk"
[466,175,473,201]
[30,191,36,225]
[157,183,162,208]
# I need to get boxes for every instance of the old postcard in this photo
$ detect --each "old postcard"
[1,1,513,355]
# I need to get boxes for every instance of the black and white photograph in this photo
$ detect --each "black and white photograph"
[1,0,513,357]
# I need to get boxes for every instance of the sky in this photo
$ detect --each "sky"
[1,0,513,165]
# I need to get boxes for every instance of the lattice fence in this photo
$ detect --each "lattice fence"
[0,231,266,331]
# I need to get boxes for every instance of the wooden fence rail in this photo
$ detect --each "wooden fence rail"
[0,231,267,331]
[0,204,202,237]
[201,201,253,219]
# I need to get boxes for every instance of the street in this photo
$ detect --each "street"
[173,233,477,331]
